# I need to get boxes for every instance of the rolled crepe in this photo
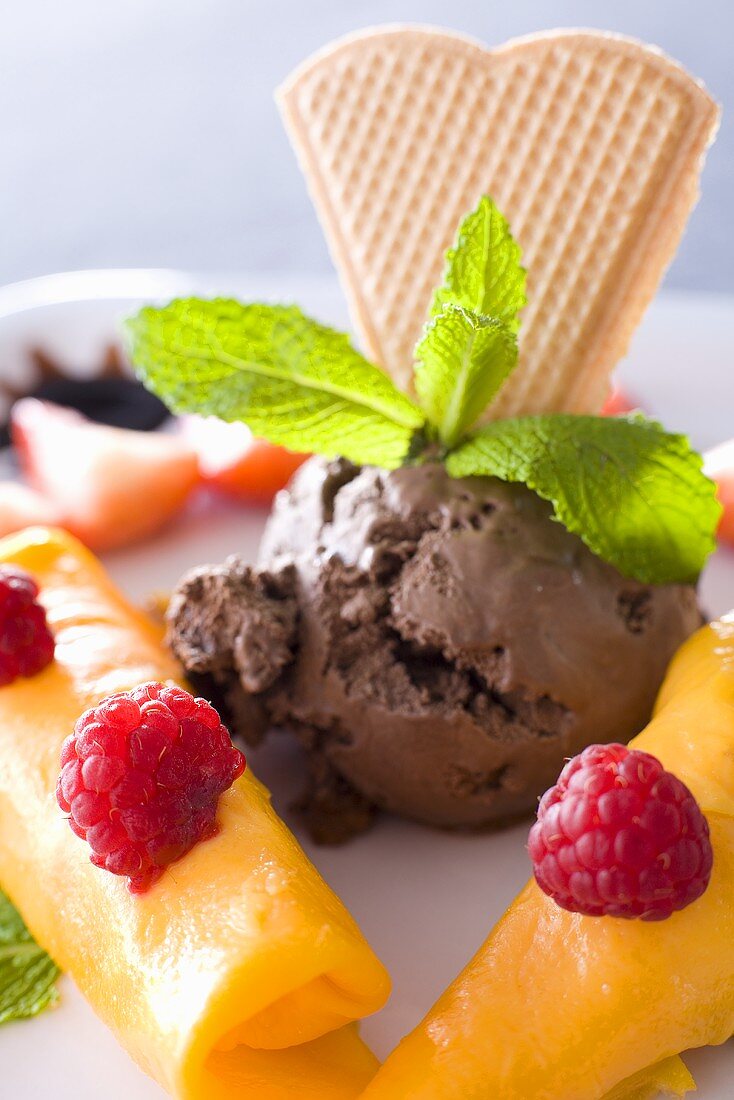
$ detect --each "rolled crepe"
[364,613,734,1099]
[0,528,389,1099]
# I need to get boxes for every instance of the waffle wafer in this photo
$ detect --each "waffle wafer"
[279,27,719,415]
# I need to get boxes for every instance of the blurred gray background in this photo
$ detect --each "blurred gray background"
[2,0,730,291]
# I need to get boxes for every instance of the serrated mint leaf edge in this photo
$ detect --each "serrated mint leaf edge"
[446,414,720,585]
[126,301,426,432]
[429,195,528,330]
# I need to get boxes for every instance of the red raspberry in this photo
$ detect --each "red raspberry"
[528,743,713,921]
[56,682,245,893]
[0,565,55,686]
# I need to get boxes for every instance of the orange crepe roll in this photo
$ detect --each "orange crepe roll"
[363,614,734,1100]
[0,527,389,1099]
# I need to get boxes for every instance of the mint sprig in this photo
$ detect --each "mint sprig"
[447,415,720,585]
[127,195,719,586]
[415,304,518,449]
[127,301,425,469]
[0,889,59,1025]
[430,194,527,328]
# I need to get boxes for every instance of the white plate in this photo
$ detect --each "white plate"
[0,272,732,1098]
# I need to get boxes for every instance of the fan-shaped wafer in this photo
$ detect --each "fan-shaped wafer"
[278,26,719,415]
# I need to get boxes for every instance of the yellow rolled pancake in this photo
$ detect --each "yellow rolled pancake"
[0,527,390,1099]
[363,614,734,1099]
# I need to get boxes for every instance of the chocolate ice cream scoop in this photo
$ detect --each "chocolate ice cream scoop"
[168,457,701,843]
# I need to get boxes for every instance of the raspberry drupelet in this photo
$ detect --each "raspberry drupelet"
[0,565,55,686]
[57,682,246,893]
[528,743,713,921]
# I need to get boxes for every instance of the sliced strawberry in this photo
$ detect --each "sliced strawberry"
[0,482,60,538]
[601,384,640,416]
[181,416,307,504]
[12,399,199,551]
[704,441,734,548]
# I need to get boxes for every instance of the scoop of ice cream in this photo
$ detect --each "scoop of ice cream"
[168,456,701,843]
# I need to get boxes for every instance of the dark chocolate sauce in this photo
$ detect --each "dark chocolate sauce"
[0,345,170,447]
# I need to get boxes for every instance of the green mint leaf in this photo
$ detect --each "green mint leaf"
[446,414,720,585]
[430,195,527,331]
[0,890,59,1025]
[127,299,426,469]
[414,304,518,449]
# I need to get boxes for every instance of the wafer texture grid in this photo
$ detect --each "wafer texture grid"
[279,27,718,417]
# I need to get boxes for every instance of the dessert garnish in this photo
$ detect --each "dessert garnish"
[0,565,54,685]
[159,194,707,844]
[0,527,388,1095]
[128,195,719,586]
[279,28,719,409]
[600,385,639,418]
[0,889,59,1025]
[528,743,713,920]
[0,344,168,447]
[180,414,308,504]
[57,682,245,892]
[362,612,734,1099]
[12,397,199,552]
